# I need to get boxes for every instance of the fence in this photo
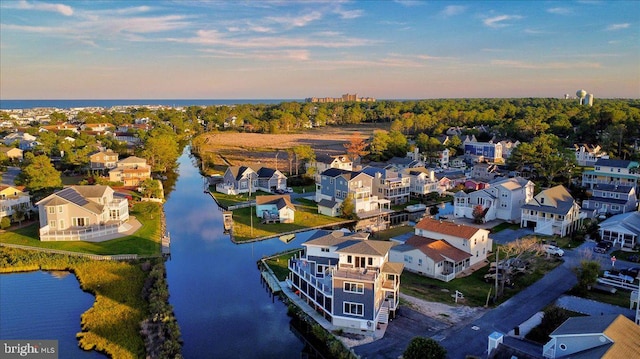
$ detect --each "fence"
[0,242,161,261]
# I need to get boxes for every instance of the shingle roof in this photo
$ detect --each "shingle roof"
[118,156,147,164]
[321,168,352,177]
[592,184,635,193]
[594,158,638,168]
[253,166,277,178]
[404,235,471,262]
[228,165,254,180]
[317,199,339,209]
[336,240,395,256]
[599,211,640,234]
[381,262,404,275]
[415,218,483,239]
[521,185,576,215]
[255,194,294,210]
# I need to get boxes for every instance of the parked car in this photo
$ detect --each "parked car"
[593,241,613,254]
[285,187,294,193]
[543,244,564,257]
[620,266,640,279]
[603,270,635,283]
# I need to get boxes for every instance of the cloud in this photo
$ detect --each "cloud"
[393,0,423,7]
[606,23,630,31]
[546,7,572,15]
[441,5,466,17]
[483,15,522,28]
[200,48,310,61]
[491,59,601,69]
[333,7,363,19]
[267,11,323,28]
[13,0,73,16]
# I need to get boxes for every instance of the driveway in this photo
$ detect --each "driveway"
[490,227,534,245]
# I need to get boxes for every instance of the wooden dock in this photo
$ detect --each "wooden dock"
[162,232,171,256]
[223,211,233,232]
[261,270,282,293]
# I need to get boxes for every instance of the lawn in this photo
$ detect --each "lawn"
[0,202,162,256]
[567,285,634,308]
[264,250,301,281]
[490,222,521,233]
[210,190,271,208]
[370,225,413,241]
[610,249,640,263]
[231,199,347,242]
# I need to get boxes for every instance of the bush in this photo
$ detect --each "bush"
[403,337,447,359]
[0,216,10,230]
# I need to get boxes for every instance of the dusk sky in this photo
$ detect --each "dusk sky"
[1,0,638,100]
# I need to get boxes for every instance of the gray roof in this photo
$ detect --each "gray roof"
[361,166,388,178]
[594,158,638,169]
[550,314,618,336]
[599,211,640,234]
[592,184,635,193]
[521,185,576,215]
[317,199,339,209]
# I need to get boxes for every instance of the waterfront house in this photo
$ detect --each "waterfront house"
[389,235,471,282]
[598,211,640,250]
[582,159,640,190]
[360,166,411,205]
[288,230,404,332]
[0,185,32,218]
[412,217,492,267]
[255,194,295,223]
[454,177,534,223]
[542,314,640,358]
[0,146,23,161]
[582,184,638,217]
[311,153,353,178]
[217,166,257,195]
[36,185,129,241]
[573,143,608,166]
[252,166,287,193]
[520,185,584,237]
[108,156,151,187]
[89,149,119,170]
[403,167,440,197]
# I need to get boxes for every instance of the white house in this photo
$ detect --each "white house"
[454,177,534,223]
[255,194,295,223]
[520,185,584,237]
[598,211,640,250]
[573,144,608,166]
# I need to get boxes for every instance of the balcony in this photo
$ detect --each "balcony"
[289,258,333,296]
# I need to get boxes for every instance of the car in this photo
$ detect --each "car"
[593,241,613,253]
[274,189,286,194]
[620,266,640,279]
[285,187,294,193]
[603,270,635,283]
[543,244,564,257]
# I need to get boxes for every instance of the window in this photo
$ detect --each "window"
[344,282,364,294]
[48,206,55,214]
[321,247,329,253]
[368,257,373,266]
[49,220,56,228]
[347,255,352,263]
[404,255,413,264]
[58,206,63,213]
[59,219,64,228]
[344,302,364,316]
[418,259,423,266]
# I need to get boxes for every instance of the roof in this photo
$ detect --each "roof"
[493,176,530,191]
[594,158,638,169]
[592,184,635,193]
[228,165,254,180]
[317,199,339,209]
[599,212,640,234]
[37,186,108,214]
[255,194,294,210]
[118,156,147,164]
[381,261,404,275]
[521,185,577,215]
[415,217,484,240]
[252,166,278,178]
[336,240,395,256]
[321,168,354,178]
[403,235,471,262]
[361,166,388,178]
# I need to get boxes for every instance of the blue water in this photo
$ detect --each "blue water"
[164,150,309,358]
[0,271,105,358]
[0,99,300,110]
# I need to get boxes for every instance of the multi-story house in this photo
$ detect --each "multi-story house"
[0,146,23,161]
[582,159,640,190]
[288,230,404,332]
[315,168,388,214]
[573,144,608,166]
[36,185,129,241]
[89,149,119,170]
[108,156,151,187]
[0,185,32,218]
[412,217,492,267]
[463,136,503,163]
[404,167,440,197]
[582,184,638,217]
[520,185,584,237]
[2,132,37,150]
[309,153,353,181]
[252,166,287,193]
[436,148,450,168]
[470,163,500,182]
[454,177,534,223]
[361,166,410,205]
[498,140,520,159]
[217,166,257,195]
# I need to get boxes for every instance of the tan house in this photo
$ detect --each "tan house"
[90,149,119,170]
[109,156,151,187]
[520,185,585,237]
[36,185,129,241]
[0,146,23,161]
[0,185,32,218]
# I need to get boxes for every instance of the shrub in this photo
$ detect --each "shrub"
[403,337,447,359]
[0,216,10,230]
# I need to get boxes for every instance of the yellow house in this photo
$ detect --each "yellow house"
[0,185,32,218]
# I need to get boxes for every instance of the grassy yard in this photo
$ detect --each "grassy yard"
[231,199,346,242]
[490,222,521,233]
[610,249,640,263]
[567,285,635,308]
[264,250,302,281]
[0,202,162,256]
[370,225,413,241]
[210,190,271,208]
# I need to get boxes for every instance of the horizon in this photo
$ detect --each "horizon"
[1,1,639,99]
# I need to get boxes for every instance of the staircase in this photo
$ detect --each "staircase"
[377,306,390,324]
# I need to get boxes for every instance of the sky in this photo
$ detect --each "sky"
[1,0,639,100]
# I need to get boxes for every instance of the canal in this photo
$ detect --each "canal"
[164,150,310,358]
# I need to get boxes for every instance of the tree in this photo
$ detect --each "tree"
[339,195,356,220]
[140,134,179,172]
[11,208,26,226]
[0,217,10,230]
[16,155,62,194]
[403,337,447,359]
[292,145,315,176]
[344,132,369,164]
[140,178,162,199]
[575,260,600,294]
[472,205,486,224]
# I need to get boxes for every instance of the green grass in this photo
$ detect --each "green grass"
[610,249,640,263]
[567,285,634,308]
[211,190,271,208]
[0,202,162,255]
[370,225,413,241]
[264,250,301,281]
[490,222,521,233]
[231,200,346,242]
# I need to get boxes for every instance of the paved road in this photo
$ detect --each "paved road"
[1,166,20,185]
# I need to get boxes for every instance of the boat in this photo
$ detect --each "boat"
[279,233,295,243]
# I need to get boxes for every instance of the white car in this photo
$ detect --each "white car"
[543,244,564,257]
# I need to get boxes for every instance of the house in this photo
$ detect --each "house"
[404,167,440,197]
[288,230,404,332]
[0,185,32,218]
[520,185,584,237]
[598,211,640,250]
[108,156,151,187]
[0,146,23,161]
[255,194,295,223]
[217,166,257,195]
[390,235,471,282]
[35,185,129,241]
[252,166,287,193]
[81,123,114,132]
[582,159,640,190]
[471,163,501,182]
[436,170,467,192]
[412,217,492,267]
[40,124,79,133]
[454,177,535,223]
[360,166,411,205]
[309,153,353,181]
[582,184,638,217]
[464,136,503,163]
[89,149,119,170]
[542,314,640,358]
[498,140,520,159]
[2,132,37,150]
[436,148,450,168]
[573,144,608,166]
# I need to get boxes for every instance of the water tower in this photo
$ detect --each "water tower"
[576,89,587,105]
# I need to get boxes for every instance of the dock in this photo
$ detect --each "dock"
[261,270,282,293]
[162,232,171,257]
[223,211,233,232]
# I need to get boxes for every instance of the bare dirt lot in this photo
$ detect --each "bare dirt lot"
[196,124,386,173]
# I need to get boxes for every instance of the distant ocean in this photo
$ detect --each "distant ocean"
[0,99,299,110]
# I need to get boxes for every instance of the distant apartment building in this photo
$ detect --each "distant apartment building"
[305,93,376,103]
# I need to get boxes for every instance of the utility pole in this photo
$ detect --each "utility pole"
[249,175,254,237]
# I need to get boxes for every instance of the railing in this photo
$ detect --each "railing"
[434,272,456,282]
[0,242,151,260]
[289,258,332,295]
[39,224,120,242]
